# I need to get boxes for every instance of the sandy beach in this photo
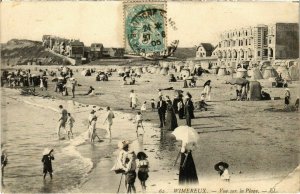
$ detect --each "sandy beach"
[1,64,300,193]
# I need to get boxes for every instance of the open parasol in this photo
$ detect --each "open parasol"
[172,126,199,144]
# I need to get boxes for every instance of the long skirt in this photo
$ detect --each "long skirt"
[179,151,198,185]
[165,111,178,131]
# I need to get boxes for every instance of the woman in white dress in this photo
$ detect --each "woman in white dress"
[202,80,211,101]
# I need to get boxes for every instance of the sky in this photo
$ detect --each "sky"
[0,1,298,47]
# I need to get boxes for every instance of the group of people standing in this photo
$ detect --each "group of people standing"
[114,141,149,193]
[157,91,195,129]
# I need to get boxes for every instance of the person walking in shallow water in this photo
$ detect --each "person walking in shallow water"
[103,107,115,139]
[57,105,68,139]
[1,149,8,184]
[42,148,54,180]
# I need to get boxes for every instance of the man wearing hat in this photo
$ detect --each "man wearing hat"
[157,96,167,128]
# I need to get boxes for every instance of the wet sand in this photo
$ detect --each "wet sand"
[2,65,300,193]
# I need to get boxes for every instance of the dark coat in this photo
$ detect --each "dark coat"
[42,154,54,173]
[179,151,198,185]
[157,100,167,114]
[184,99,194,118]
[165,104,178,131]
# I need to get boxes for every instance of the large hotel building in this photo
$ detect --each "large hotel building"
[211,23,299,68]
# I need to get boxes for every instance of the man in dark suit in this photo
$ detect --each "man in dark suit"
[184,96,194,127]
[157,96,167,128]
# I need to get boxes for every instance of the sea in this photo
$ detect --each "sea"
[1,88,110,193]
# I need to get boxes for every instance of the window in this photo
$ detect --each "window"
[258,51,261,57]
[269,39,272,44]
[246,39,248,46]
[263,49,268,56]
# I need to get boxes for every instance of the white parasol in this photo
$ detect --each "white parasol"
[172,126,199,144]
[42,148,51,155]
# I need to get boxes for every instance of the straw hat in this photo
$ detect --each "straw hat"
[285,88,290,91]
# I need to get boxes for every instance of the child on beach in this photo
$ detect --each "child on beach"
[135,112,144,135]
[66,113,75,139]
[215,162,230,182]
[141,101,147,112]
[42,148,54,180]
[151,99,155,111]
[137,152,149,192]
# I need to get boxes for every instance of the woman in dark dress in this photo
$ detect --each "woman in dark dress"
[165,100,178,131]
[42,149,54,179]
[173,91,185,119]
[186,92,195,119]
[179,143,198,185]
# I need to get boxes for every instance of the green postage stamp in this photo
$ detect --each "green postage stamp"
[123,1,167,56]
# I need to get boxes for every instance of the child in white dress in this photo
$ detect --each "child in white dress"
[141,101,147,112]
[135,112,144,135]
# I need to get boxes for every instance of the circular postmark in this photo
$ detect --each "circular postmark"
[125,4,179,60]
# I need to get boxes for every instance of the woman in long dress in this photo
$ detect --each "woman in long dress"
[202,80,211,101]
[179,142,198,185]
[164,100,178,131]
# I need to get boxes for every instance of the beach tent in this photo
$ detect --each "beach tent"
[81,69,91,76]
[289,65,299,80]
[156,67,161,74]
[272,61,282,70]
[150,66,157,74]
[248,81,262,101]
[135,68,143,75]
[217,65,227,76]
[263,66,278,79]
[259,61,271,71]
[180,69,190,79]
[142,67,148,73]
[211,66,219,74]
[125,67,131,73]
[248,68,263,80]
[249,60,259,68]
[160,61,170,68]
[175,64,184,72]
[276,66,291,81]
[160,68,168,75]
[226,67,234,75]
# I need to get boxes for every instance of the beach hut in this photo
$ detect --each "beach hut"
[248,81,262,101]
[236,68,247,78]
[125,67,130,73]
[156,67,161,74]
[217,65,227,76]
[248,68,263,80]
[160,68,168,75]
[149,66,156,74]
[136,68,143,76]
[81,69,91,76]
[226,67,234,75]
[263,66,278,79]
[276,66,291,81]
[289,65,299,80]
[142,67,148,73]
[160,61,170,68]
[211,66,219,74]
[180,69,190,79]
